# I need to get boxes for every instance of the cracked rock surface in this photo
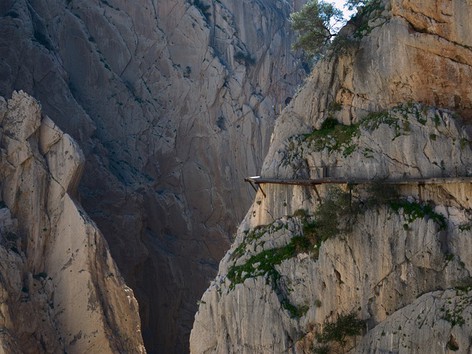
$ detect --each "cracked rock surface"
[0,91,145,354]
[192,0,472,352]
[0,0,305,352]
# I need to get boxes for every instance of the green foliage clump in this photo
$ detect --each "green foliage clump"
[303,118,360,157]
[226,223,311,318]
[349,0,385,38]
[281,299,309,318]
[389,200,447,231]
[232,222,286,260]
[226,189,356,317]
[360,110,394,131]
[314,312,365,352]
[290,0,343,58]
[290,0,385,59]
[291,187,357,259]
[227,243,296,288]
[287,103,436,164]
[316,187,356,239]
[440,287,472,328]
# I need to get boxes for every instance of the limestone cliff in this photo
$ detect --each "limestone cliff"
[0,0,305,352]
[0,91,144,353]
[191,0,472,352]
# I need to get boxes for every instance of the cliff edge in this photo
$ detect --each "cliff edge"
[0,1,306,351]
[191,0,472,353]
[0,91,145,354]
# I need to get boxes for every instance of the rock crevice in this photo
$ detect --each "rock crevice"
[0,91,145,354]
[191,1,472,352]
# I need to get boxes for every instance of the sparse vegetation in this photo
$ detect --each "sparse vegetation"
[290,0,343,58]
[228,187,357,290]
[440,286,472,328]
[286,102,446,170]
[349,0,386,39]
[290,0,385,59]
[314,187,358,241]
[226,190,357,318]
[313,312,365,353]
[227,242,296,288]
[281,299,309,318]
[389,200,447,231]
[458,222,472,232]
[302,118,359,157]
[227,224,312,318]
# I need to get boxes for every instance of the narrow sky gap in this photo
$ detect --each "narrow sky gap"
[330,0,356,31]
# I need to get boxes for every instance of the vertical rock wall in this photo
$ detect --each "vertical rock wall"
[0,91,145,353]
[191,0,472,352]
[0,0,306,352]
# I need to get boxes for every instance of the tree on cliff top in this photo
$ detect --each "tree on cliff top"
[290,0,381,59]
[290,0,344,58]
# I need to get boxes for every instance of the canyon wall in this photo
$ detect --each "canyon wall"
[0,0,306,352]
[0,91,145,354]
[191,0,472,352]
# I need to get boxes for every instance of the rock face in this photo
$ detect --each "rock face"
[0,0,305,352]
[0,91,145,353]
[191,0,472,352]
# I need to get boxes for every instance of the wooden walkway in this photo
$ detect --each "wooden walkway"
[245,176,472,186]
[244,175,472,197]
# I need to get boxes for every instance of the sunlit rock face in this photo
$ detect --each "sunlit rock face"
[191,104,472,354]
[0,0,305,352]
[191,0,472,353]
[0,91,145,354]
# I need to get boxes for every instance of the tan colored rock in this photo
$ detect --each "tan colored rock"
[356,289,472,353]
[0,1,306,351]
[0,92,145,354]
[268,0,472,151]
[192,0,472,351]
[191,103,472,353]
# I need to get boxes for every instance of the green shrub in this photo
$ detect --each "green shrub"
[314,312,365,351]
[389,200,447,230]
[227,241,296,288]
[316,187,357,240]
[348,0,385,38]
[290,0,385,59]
[303,119,359,156]
[281,299,309,318]
[290,0,343,58]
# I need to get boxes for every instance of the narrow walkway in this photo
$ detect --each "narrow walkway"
[244,175,472,198]
[245,176,472,186]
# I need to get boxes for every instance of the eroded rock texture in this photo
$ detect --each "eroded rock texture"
[0,91,145,354]
[0,0,305,352]
[191,0,472,352]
